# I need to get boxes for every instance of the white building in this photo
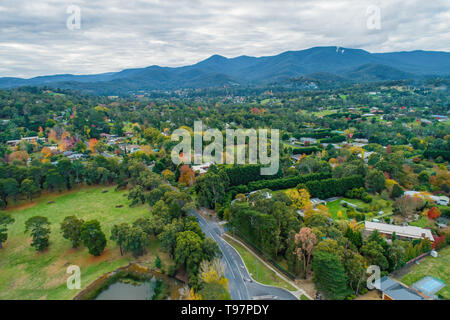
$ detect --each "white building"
[192,162,214,174]
[365,221,434,242]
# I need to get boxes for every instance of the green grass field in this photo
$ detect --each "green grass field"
[326,197,393,220]
[224,237,296,292]
[0,186,170,300]
[409,216,435,228]
[401,246,450,299]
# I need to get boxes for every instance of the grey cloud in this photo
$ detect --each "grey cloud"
[0,0,448,77]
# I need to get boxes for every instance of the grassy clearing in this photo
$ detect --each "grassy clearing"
[225,237,297,292]
[400,246,450,299]
[0,186,171,300]
[326,196,393,220]
[409,216,435,228]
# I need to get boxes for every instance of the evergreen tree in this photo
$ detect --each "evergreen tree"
[312,250,351,300]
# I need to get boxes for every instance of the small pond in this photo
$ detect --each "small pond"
[76,264,186,300]
[95,277,164,300]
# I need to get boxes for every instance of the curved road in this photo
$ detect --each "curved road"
[189,209,297,300]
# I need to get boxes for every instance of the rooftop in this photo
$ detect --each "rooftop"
[375,276,427,300]
[365,221,434,242]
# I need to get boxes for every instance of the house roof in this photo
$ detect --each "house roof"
[375,276,426,300]
[365,221,434,241]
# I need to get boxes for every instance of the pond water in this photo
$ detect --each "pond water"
[95,275,183,300]
[95,277,161,300]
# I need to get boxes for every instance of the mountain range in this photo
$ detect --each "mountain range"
[1,46,449,95]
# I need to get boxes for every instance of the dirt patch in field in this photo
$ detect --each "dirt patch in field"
[76,248,120,265]
[5,201,38,212]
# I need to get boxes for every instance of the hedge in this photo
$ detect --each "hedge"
[228,172,332,198]
[302,175,364,199]
[319,135,346,143]
[223,164,283,187]
[291,146,321,155]
[423,149,450,161]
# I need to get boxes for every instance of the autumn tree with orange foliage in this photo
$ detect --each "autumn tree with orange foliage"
[8,151,28,164]
[178,164,195,186]
[294,227,317,278]
[88,138,98,153]
[427,207,441,220]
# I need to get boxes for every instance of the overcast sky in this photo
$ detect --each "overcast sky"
[0,0,449,78]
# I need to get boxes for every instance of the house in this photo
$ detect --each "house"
[125,145,140,154]
[6,136,45,147]
[374,276,427,300]
[191,162,214,175]
[357,150,374,163]
[311,198,326,206]
[124,131,134,137]
[67,153,85,160]
[364,221,434,242]
[430,195,449,206]
[404,191,449,206]
[300,137,317,144]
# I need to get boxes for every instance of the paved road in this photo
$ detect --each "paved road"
[189,209,297,300]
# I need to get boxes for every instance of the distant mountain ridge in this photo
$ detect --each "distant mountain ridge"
[1,46,449,94]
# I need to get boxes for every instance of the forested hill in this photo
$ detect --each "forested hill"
[1,46,449,95]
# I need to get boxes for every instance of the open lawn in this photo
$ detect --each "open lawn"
[0,186,171,300]
[224,237,296,292]
[326,197,393,220]
[400,246,450,299]
[409,216,435,228]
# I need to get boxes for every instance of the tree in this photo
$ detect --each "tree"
[198,259,230,300]
[128,186,145,206]
[178,165,195,186]
[20,179,40,201]
[81,220,106,256]
[152,200,172,224]
[158,219,184,255]
[123,226,149,257]
[60,216,85,248]
[202,238,221,261]
[388,240,406,271]
[343,252,366,295]
[360,240,389,271]
[391,183,404,199]
[286,188,310,210]
[427,207,441,220]
[44,169,65,192]
[366,169,385,193]
[195,171,228,209]
[394,195,423,217]
[312,250,351,300]
[0,213,15,249]
[344,225,363,249]
[88,138,98,153]
[294,227,317,278]
[174,230,205,277]
[25,216,51,252]
[0,178,19,206]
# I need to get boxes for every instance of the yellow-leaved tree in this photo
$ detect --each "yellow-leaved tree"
[285,188,310,210]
